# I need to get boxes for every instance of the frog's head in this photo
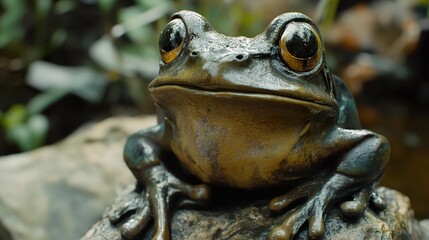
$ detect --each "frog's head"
[149,11,343,187]
[150,11,338,113]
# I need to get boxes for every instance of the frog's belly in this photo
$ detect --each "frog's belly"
[152,86,332,188]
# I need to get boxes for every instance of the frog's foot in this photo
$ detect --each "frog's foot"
[108,166,211,240]
[108,189,151,239]
[340,185,386,218]
[268,173,379,240]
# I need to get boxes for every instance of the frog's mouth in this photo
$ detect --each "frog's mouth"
[150,84,335,111]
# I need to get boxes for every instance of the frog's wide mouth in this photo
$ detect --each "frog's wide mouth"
[150,84,335,111]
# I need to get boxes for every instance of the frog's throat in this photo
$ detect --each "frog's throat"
[150,84,334,111]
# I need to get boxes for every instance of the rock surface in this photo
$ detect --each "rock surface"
[0,116,156,240]
[1,116,428,240]
[83,186,429,240]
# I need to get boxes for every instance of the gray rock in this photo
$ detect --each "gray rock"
[83,187,428,240]
[0,116,427,240]
[0,116,156,240]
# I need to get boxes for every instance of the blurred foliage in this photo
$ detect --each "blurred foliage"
[0,0,168,151]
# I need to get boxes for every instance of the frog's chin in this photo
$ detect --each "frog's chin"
[150,84,334,112]
[151,84,337,189]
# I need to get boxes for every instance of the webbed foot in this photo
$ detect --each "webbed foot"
[268,174,383,240]
[109,165,211,240]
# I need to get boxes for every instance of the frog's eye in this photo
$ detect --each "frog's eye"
[279,22,321,72]
[159,18,186,64]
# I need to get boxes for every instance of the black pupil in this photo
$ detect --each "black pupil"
[285,23,318,59]
[159,19,185,52]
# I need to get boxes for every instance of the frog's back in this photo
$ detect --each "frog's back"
[333,75,361,129]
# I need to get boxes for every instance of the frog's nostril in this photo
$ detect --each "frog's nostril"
[221,53,250,63]
[190,51,199,57]
[229,53,250,63]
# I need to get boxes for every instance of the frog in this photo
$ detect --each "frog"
[109,10,390,240]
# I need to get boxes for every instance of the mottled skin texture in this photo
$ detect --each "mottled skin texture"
[109,11,390,240]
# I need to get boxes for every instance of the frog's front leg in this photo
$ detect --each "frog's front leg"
[268,127,390,240]
[109,124,211,240]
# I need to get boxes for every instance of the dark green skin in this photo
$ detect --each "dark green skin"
[111,11,390,240]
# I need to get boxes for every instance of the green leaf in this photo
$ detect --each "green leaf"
[1,102,50,151]
[0,0,26,48]
[316,0,340,35]
[54,0,76,14]
[1,104,27,129]
[27,61,107,103]
[27,89,70,114]
[27,114,49,149]
[98,0,115,13]
[6,114,48,151]
[36,0,52,18]
[89,36,158,78]
[50,29,68,49]
[136,0,169,9]
[6,125,32,151]
[118,6,150,42]
[113,3,171,39]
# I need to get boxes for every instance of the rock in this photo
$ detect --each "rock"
[0,116,157,240]
[83,187,428,240]
[420,220,429,239]
[1,115,427,240]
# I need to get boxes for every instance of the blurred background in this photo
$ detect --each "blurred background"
[0,0,428,224]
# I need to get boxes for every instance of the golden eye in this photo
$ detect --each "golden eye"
[159,18,186,64]
[279,22,321,72]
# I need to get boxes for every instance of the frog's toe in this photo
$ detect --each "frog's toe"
[268,184,309,213]
[340,200,366,218]
[340,187,370,218]
[108,190,145,224]
[119,201,151,239]
[144,178,211,240]
[268,226,292,240]
[172,182,211,203]
[340,187,386,218]
[269,199,326,240]
[268,205,306,240]
[268,179,318,213]
[106,190,153,239]
[175,184,211,209]
[308,206,325,239]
